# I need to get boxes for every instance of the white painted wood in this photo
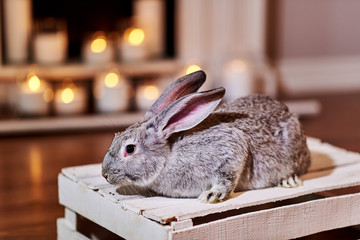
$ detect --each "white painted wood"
[277,56,360,95]
[58,174,171,240]
[0,112,144,135]
[57,218,89,240]
[171,219,193,231]
[65,208,77,231]
[170,192,360,240]
[62,164,104,182]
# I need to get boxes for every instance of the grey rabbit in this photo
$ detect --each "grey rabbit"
[102,70,311,203]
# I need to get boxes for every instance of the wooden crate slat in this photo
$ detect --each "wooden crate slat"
[170,192,360,240]
[78,176,110,190]
[58,173,171,240]
[98,186,146,205]
[121,197,197,217]
[62,164,102,182]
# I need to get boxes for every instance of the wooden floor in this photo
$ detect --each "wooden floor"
[0,93,359,240]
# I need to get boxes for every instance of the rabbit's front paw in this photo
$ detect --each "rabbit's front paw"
[198,189,228,203]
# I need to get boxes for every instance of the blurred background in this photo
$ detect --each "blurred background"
[0,0,360,239]
[0,0,359,132]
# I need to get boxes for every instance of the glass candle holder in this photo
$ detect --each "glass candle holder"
[54,79,88,116]
[94,69,132,113]
[82,31,115,65]
[120,27,148,62]
[17,72,52,116]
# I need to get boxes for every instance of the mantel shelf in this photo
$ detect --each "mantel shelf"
[0,59,181,82]
[0,112,144,135]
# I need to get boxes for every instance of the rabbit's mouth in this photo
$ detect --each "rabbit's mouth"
[102,170,123,184]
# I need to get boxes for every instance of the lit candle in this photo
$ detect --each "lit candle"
[120,27,147,62]
[54,80,87,115]
[18,73,52,116]
[94,71,131,113]
[136,83,160,111]
[83,32,115,65]
[222,59,254,100]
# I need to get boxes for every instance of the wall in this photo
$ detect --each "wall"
[268,0,360,95]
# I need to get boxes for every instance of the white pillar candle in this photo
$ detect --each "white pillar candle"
[54,83,87,115]
[94,71,130,113]
[134,0,164,58]
[222,59,254,100]
[120,28,148,62]
[83,32,115,65]
[3,0,32,64]
[18,74,52,116]
[34,31,68,65]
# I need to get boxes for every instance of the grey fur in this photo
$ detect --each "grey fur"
[102,71,311,203]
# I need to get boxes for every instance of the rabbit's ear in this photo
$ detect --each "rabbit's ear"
[144,70,206,121]
[154,87,225,139]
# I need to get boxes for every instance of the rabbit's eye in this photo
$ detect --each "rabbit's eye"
[125,144,136,155]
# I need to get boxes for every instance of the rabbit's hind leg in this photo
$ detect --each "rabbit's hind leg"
[198,187,229,203]
[278,175,303,188]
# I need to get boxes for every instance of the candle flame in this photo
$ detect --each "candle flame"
[143,85,159,100]
[185,64,202,75]
[125,28,145,46]
[61,88,75,104]
[104,72,119,88]
[91,36,107,53]
[28,74,41,92]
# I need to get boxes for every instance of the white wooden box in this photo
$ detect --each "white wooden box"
[57,137,360,240]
